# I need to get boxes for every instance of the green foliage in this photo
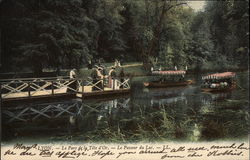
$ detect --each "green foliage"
[0,0,248,74]
[204,0,249,67]
[0,0,127,74]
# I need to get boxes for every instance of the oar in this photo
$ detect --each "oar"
[236,83,245,90]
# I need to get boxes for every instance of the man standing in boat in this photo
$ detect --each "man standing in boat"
[119,68,125,89]
[91,66,99,91]
[68,68,77,93]
[97,66,104,89]
[109,67,117,89]
[100,65,108,87]
[91,66,104,91]
[70,68,76,79]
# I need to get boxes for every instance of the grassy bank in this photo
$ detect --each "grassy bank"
[1,62,247,79]
[78,62,147,78]
[77,61,248,79]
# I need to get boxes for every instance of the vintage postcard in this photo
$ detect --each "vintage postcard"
[0,0,249,160]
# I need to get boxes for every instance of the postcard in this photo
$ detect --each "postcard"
[1,0,249,160]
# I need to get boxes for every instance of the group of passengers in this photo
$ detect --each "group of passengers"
[202,78,232,89]
[69,60,125,91]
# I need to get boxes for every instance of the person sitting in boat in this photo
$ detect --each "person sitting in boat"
[203,82,209,88]
[180,74,185,82]
[161,75,166,82]
[219,82,228,88]
[210,83,220,88]
[210,83,216,88]
[227,78,233,86]
[151,67,154,72]
[224,82,228,87]
[220,82,224,88]
[159,66,162,71]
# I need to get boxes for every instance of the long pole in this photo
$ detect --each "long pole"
[52,81,54,96]
[0,28,2,68]
[28,82,31,98]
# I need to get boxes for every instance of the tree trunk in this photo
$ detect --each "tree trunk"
[33,62,43,77]
[142,1,187,69]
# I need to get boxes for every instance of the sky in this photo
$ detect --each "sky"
[187,1,206,12]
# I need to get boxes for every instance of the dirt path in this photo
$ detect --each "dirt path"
[107,63,143,68]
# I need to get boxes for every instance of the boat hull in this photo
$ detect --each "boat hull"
[201,85,236,93]
[144,80,193,88]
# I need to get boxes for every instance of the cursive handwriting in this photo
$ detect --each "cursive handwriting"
[2,142,249,159]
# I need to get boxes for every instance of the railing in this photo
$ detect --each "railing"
[0,76,131,99]
[0,77,77,99]
[80,77,130,92]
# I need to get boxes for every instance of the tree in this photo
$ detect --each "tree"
[205,0,249,68]
[0,0,248,75]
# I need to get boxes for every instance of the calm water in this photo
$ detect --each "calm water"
[2,72,249,143]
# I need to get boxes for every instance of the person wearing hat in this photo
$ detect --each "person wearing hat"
[68,69,77,93]
[70,68,76,79]
[108,66,117,89]
[97,66,104,89]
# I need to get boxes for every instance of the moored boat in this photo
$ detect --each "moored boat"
[144,80,193,88]
[201,72,236,92]
[144,70,193,88]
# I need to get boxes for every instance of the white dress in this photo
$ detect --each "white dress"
[70,70,76,79]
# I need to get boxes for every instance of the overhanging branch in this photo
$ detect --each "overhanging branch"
[164,2,187,13]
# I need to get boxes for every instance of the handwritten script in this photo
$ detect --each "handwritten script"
[1,142,249,160]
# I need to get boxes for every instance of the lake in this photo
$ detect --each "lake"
[2,71,249,143]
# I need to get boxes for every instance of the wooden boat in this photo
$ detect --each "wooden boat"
[144,70,193,88]
[144,80,193,88]
[201,84,236,92]
[201,72,236,93]
[76,88,130,98]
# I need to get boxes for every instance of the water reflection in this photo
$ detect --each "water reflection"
[1,72,249,142]
[2,100,83,123]
[188,123,201,141]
